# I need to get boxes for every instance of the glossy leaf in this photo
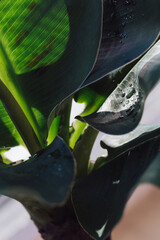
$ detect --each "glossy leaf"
[94,124,160,169]
[73,56,140,120]
[83,40,160,134]
[101,124,160,149]
[0,136,75,206]
[76,37,155,119]
[72,135,160,240]
[0,0,102,147]
[83,0,160,86]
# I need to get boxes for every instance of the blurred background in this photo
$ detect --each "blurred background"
[0,82,160,240]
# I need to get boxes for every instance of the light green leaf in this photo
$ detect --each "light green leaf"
[0,100,23,149]
[0,80,42,154]
[0,0,102,150]
[74,87,106,117]
[0,0,69,74]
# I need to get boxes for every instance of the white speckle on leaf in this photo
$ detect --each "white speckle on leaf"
[96,220,109,238]
[112,180,120,185]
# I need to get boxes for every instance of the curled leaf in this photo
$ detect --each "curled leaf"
[83,40,160,134]
[101,124,160,149]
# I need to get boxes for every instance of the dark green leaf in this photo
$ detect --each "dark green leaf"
[140,152,160,187]
[83,0,160,86]
[76,37,155,120]
[72,135,160,240]
[0,136,75,206]
[83,41,160,134]
[101,124,160,149]
[95,124,160,169]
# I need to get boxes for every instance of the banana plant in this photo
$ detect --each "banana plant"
[0,1,160,240]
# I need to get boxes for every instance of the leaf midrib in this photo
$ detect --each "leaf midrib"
[0,40,45,152]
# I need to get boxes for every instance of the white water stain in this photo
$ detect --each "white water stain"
[96,220,109,238]
[112,180,120,185]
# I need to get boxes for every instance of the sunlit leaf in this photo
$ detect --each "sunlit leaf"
[0,100,23,148]
[0,0,102,147]
[74,87,106,117]
[0,0,69,74]
[0,80,42,154]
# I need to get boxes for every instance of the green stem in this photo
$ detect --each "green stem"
[73,126,98,178]
[0,42,45,149]
[47,116,60,145]
[69,119,86,149]
[0,80,42,155]
[57,97,72,145]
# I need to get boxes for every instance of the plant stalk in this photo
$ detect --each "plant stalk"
[0,42,45,149]
[57,97,72,145]
[73,125,98,178]
[0,80,42,155]
[69,119,86,149]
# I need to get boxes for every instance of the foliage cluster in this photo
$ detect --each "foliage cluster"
[0,1,160,239]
